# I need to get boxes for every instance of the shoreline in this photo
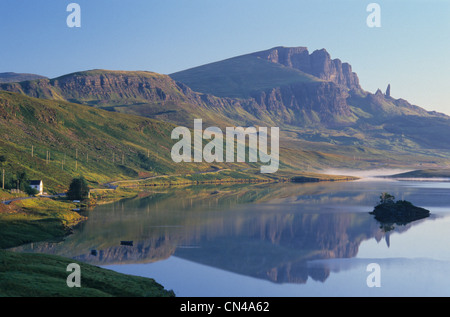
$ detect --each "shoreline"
[0,172,359,297]
[2,171,361,249]
[2,170,446,297]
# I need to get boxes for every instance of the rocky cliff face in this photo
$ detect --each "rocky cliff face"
[0,70,189,105]
[0,48,364,129]
[0,70,270,128]
[1,50,444,137]
[0,78,61,100]
[53,71,184,104]
[0,67,416,130]
[252,46,361,91]
[249,81,355,126]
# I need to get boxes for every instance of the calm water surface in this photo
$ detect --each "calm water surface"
[14,179,450,296]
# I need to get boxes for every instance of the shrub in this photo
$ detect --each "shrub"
[67,176,90,200]
[379,192,395,204]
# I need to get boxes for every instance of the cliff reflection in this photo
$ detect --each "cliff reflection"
[12,181,431,284]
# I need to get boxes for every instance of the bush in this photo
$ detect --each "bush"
[67,176,90,200]
[379,192,395,204]
[5,171,37,195]
[24,185,38,196]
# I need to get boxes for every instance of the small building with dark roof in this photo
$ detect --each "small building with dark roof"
[29,180,43,195]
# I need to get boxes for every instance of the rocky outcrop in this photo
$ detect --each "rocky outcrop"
[0,70,190,105]
[252,46,361,91]
[248,81,355,126]
[370,200,430,225]
[51,71,185,105]
[0,79,61,100]
[1,52,444,134]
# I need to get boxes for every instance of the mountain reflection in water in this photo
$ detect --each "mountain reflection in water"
[12,180,438,284]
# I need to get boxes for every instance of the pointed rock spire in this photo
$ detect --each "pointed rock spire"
[386,84,391,97]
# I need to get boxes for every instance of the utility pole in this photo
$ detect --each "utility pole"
[31,145,34,158]
[122,153,124,165]
[0,155,5,190]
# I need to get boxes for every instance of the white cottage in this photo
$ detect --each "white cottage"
[30,180,43,195]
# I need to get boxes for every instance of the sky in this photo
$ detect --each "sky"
[1,0,449,115]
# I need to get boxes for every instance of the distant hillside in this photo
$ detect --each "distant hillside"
[388,169,450,179]
[250,46,361,90]
[1,91,375,192]
[170,53,322,98]
[0,69,264,129]
[0,72,47,83]
[0,91,235,192]
[170,46,360,97]
[2,48,450,171]
[170,47,450,153]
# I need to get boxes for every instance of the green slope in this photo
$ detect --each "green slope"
[2,91,352,192]
[0,69,263,129]
[170,54,322,98]
[0,91,229,192]
[0,250,174,297]
[2,54,450,171]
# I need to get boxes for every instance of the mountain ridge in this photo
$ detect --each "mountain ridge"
[2,46,450,171]
[249,46,361,91]
[0,72,47,84]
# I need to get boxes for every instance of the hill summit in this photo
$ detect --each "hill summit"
[0,72,47,84]
[2,46,450,172]
[250,46,361,90]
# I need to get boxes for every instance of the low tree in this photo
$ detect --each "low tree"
[67,176,90,200]
[6,171,36,195]
[379,192,395,205]
[25,186,39,196]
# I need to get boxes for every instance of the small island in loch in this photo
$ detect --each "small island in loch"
[370,193,430,225]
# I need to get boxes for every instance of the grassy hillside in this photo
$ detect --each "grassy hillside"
[0,69,266,130]
[3,65,450,175]
[0,91,232,192]
[388,169,450,179]
[170,54,322,98]
[0,197,84,249]
[1,91,364,193]
[0,250,174,297]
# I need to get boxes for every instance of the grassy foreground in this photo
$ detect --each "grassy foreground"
[0,192,174,297]
[0,196,85,249]
[0,250,174,297]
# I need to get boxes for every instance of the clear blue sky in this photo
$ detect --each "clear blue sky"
[1,0,449,114]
